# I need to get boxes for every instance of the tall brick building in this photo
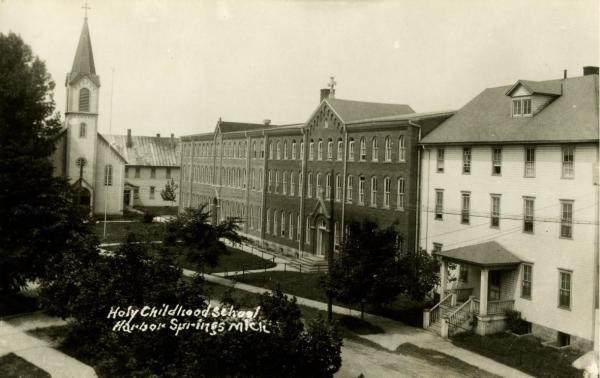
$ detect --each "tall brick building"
[179,88,453,259]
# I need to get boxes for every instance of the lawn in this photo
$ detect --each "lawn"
[0,353,50,378]
[177,247,277,273]
[234,271,429,327]
[452,332,581,378]
[93,221,166,243]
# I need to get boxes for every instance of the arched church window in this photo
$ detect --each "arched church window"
[104,165,113,186]
[79,123,86,138]
[79,88,90,112]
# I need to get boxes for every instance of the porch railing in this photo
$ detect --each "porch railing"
[446,297,473,337]
[425,293,453,326]
[445,288,474,302]
[472,299,514,316]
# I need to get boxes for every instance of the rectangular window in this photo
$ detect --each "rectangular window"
[524,147,535,177]
[562,146,574,178]
[335,175,341,202]
[459,265,468,283]
[370,178,377,206]
[104,165,113,186]
[359,177,365,205]
[151,167,156,179]
[513,99,522,116]
[560,200,573,238]
[398,136,405,162]
[135,167,141,178]
[523,99,532,115]
[558,332,571,347]
[435,190,444,220]
[436,148,444,173]
[461,192,470,224]
[523,197,534,233]
[491,195,501,228]
[290,174,295,196]
[383,177,390,208]
[462,148,471,174]
[166,167,171,179]
[521,264,532,299]
[396,178,404,210]
[150,186,155,200]
[558,270,571,309]
[492,147,502,175]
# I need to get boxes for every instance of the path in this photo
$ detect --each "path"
[199,271,532,378]
[0,314,96,378]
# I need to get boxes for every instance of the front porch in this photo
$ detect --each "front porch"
[424,241,522,338]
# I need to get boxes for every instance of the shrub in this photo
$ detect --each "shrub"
[505,310,530,335]
[142,211,154,223]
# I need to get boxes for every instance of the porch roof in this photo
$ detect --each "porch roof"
[434,241,521,267]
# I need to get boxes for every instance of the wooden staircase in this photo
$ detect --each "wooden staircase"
[288,254,328,273]
[425,302,462,336]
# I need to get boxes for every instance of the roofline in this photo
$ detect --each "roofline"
[97,133,128,162]
[346,110,456,127]
[420,139,599,146]
[433,254,521,269]
[504,79,562,97]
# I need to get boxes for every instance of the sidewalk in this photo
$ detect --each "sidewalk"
[0,315,96,378]
[198,271,532,378]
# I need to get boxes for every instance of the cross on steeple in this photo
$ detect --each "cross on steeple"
[328,76,337,98]
[82,2,91,19]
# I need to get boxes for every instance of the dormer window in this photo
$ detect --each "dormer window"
[512,98,532,117]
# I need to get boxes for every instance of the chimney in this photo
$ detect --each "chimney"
[263,119,271,126]
[170,133,175,148]
[126,129,132,147]
[583,66,599,76]
[156,133,161,138]
[320,88,330,103]
[563,69,567,79]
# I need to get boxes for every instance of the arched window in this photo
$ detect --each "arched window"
[372,137,378,161]
[104,164,113,186]
[385,136,392,161]
[242,168,246,188]
[397,177,405,210]
[305,217,311,244]
[290,172,295,196]
[269,141,274,159]
[318,139,323,160]
[283,171,288,195]
[337,139,343,161]
[398,135,406,162]
[275,170,279,193]
[297,215,301,241]
[325,173,332,199]
[79,123,86,138]
[289,213,294,240]
[280,211,286,237]
[360,138,367,161]
[253,141,257,158]
[273,210,278,236]
[316,173,322,197]
[300,141,305,159]
[276,141,281,160]
[251,169,256,190]
[260,141,265,158]
[327,139,333,160]
[78,88,90,112]
[335,174,341,201]
[348,138,355,161]
[298,172,303,197]
[292,140,297,160]
[249,206,254,229]
[359,176,365,205]
[258,169,263,191]
[283,141,288,159]
[309,140,315,160]
[346,175,353,203]
[370,176,378,207]
[267,170,272,192]
[266,208,271,234]
[383,176,391,208]
[307,172,313,198]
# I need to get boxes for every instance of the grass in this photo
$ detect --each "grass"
[452,332,582,378]
[234,271,429,327]
[134,206,178,216]
[0,353,50,378]
[93,221,166,243]
[0,292,39,317]
[177,247,277,274]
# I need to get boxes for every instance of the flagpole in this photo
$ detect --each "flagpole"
[103,67,115,239]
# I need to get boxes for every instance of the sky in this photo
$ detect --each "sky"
[1,0,598,137]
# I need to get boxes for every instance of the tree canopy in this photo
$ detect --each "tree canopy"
[0,32,88,293]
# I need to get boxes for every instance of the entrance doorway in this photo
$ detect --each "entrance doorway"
[316,218,327,256]
[124,189,131,208]
[489,270,501,300]
[75,187,91,211]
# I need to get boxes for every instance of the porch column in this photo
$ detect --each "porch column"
[440,259,447,296]
[480,268,489,316]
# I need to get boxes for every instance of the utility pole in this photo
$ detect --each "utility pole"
[327,168,335,322]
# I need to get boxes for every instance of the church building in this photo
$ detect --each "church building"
[51,17,180,214]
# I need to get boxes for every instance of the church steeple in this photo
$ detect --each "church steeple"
[67,17,100,87]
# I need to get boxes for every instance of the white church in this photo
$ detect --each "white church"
[51,17,180,215]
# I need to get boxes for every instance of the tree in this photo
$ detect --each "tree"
[396,248,440,302]
[323,220,403,319]
[164,205,247,270]
[0,33,88,293]
[160,178,178,205]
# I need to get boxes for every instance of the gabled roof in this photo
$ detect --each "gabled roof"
[97,133,127,163]
[325,98,414,123]
[421,75,599,144]
[67,18,100,86]
[505,79,562,96]
[434,241,521,267]
[105,134,180,167]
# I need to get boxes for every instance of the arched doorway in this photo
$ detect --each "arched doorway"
[316,218,328,256]
[75,187,91,210]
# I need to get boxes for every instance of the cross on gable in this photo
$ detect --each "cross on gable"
[327,76,337,97]
[82,2,91,19]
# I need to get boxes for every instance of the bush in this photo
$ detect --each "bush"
[505,309,530,335]
[142,211,154,223]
